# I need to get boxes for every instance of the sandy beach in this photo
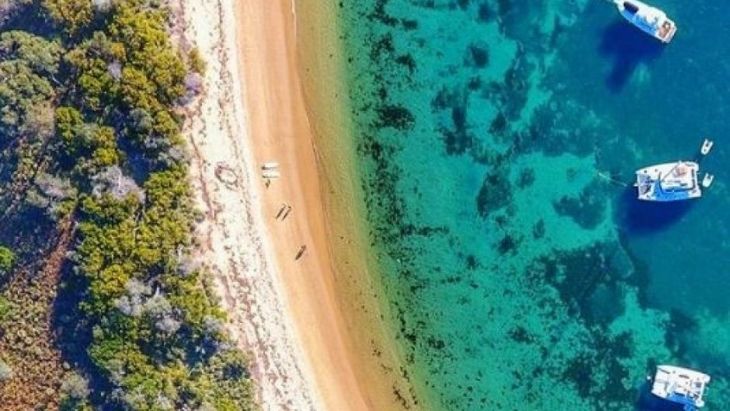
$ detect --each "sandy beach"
[171,0,412,410]
[232,0,372,409]
[171,0,320,409]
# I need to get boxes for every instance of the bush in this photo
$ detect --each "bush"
[42,0,94,36]
[0,359,12,381]
[0,246,15,279]
[0,296,11,323]
[188,47,206,75]
[60,372,90,399]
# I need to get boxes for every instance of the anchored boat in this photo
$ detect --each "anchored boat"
[700,139,714,155]
[651,365,710,410]
[635,161,701,201]
[614,0,677,43]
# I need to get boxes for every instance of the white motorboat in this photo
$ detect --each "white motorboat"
[614,0,677,43]
[651,365,710,410]
[700,139,714,156]
[635,161,701,201]
[702,173,714,188]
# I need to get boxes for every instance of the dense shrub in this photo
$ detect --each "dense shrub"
[0,1,257,409]
[0,359,12,381]
[0,246,15,279]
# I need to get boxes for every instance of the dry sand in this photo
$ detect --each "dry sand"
[170,0,401,410]
[171,0,320,409]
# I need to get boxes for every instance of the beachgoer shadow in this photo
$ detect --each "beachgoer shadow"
[599,20,665,92]
[614,186,693,235]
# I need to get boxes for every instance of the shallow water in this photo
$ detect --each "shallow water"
[338,0,730,409]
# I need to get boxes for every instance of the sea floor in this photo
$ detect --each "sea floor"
[338,0,730,409]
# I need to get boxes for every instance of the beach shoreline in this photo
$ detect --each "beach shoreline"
[173,0,320,409]
[233,0,413,409]
[174,0,412,409]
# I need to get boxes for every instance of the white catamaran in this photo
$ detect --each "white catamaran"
[635,161,701,202]
[651,365,711,410]
[613,0,677,43]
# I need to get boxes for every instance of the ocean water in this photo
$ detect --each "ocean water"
[338,0,730,410]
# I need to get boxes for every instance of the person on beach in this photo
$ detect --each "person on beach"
[281,205,292,221]
[275,203,288,219]
[295,245,307,260]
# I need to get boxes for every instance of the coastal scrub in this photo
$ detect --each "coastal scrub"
[0,1,256,409]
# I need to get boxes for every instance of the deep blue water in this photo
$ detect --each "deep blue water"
[339,0,730,409]
[560,1,730,317]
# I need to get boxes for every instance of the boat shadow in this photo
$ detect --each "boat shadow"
[635,382,689,411]
[614,186,694,235]
[598,20,666,92]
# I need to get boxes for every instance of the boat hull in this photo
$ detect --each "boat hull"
[635,162,701,202]
[652,365,710,409]
[615,0,677,43]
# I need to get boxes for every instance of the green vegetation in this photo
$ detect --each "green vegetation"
[0,246,14,279]
[0,1,256,409]
[0,359,12,381]
[43,0,94,36]
[0,296,11,322]
[188,47,206,75]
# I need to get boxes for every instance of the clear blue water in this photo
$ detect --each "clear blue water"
[339,0,730,409]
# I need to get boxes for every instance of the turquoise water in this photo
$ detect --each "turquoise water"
[339,0,730,409]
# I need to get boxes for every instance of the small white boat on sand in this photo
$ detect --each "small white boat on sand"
[262,169,281,179]
[614,0,677,43]
[651,365,710,410]
[635,161,701,201]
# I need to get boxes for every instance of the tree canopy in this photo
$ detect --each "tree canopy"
[0,1,257,409]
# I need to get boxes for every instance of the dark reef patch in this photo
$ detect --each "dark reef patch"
[401,18,419,30]
[531,242,630,326]
[563,332,636,405]
[516,167,535,188]
[497,232,521,255]
[484,48,531,129]
[476,169,512,217]
[466,41,489,68]
[553,181,606,230]
[508,326,533,343]
[432,86,473,155]
[369,0,398,26]
[477,2,492,23]
[488,112,508,137]
[395,54,417,74]
[370,34,395,61]
[376,105,415,130]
